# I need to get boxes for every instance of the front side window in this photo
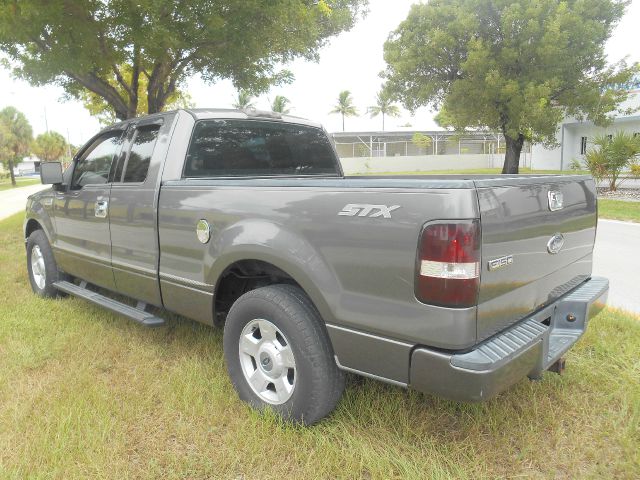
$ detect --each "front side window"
[183,120,339,178]
[72,131,123,188]
[121,125,161,183]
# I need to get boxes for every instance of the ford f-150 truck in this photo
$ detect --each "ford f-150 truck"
[25,108,608,425]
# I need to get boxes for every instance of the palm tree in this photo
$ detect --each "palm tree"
[0,106,33,186]
[271,95,291,114]
[232,90,255,109]
[367,90,400,131]
[330,90,358,131]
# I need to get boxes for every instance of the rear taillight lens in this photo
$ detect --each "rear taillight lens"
[416,220,480,308]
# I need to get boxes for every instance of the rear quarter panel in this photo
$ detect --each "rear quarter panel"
[157,179,480,349]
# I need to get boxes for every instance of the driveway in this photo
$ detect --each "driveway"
[593,219,640,314]
[0,183,49,221]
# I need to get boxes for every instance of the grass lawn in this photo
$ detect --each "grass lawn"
[599,199,640,223]
[0,177,40,192]
[0,212,638,479]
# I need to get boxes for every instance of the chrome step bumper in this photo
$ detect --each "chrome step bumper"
[409,276,609,401]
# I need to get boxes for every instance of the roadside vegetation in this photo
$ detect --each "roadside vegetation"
[0,212,638,479]
[599,199,640,223]
[0,177,40,192]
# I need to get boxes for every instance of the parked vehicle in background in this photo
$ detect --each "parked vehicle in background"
[25,109,608,425]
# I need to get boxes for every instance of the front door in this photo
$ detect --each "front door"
[53,130,124,290]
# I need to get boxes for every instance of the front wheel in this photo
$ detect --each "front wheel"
[26,229,64,298]
[223,284,345,425]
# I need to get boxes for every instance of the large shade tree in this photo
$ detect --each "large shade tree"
[383,0,638,173]
[0,0,367,121]
[0,107,33,186]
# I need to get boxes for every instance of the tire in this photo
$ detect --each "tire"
[26,229,64,298]
[223,284,345,425]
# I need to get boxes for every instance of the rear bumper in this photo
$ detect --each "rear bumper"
[409,276,609,401]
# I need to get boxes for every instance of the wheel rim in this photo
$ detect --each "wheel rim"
[239,319,296,405]
[30,245,46,290]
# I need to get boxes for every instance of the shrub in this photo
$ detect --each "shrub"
[584,131,640,191]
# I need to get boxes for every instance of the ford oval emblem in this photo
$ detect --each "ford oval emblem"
[547,233,565,254]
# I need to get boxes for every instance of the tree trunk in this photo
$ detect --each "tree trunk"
[342,113,345,132]
[501,133,524,174]
[382,113,385,131]
[8,159,16,186]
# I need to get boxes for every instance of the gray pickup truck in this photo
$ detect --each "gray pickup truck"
[25,109,608,425]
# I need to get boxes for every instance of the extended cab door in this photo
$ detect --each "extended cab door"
[53,130,125,290]
[108,114,174,306]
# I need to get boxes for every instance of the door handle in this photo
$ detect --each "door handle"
[94,200,108,218]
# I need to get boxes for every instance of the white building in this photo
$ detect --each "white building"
[14,155,41,176]
[531,84,640,170]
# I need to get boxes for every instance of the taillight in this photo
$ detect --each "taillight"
[416,220,480,308]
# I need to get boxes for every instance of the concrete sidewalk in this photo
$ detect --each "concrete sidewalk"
[0,183,49,221]
[593,219,640,314]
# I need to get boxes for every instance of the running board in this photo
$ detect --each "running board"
[53,281,165,327]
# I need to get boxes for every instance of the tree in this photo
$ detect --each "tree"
[584,131,640,191]
[32,131,67,163]
[79,64,194,125]
[232,90,256,110]
[0,107,33,186]
[367,89,400,131]
[271,95,291,114]
[0,1,366,121]
[412,133,433,153]
[330,90,358,131]
[383,0,638,173]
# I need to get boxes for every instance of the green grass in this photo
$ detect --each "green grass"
[0,177,40,191]
[0,212,638,479]
[599,199,640,223]
[360,168,590,176]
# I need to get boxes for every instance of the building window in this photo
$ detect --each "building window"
[580,136,588,155]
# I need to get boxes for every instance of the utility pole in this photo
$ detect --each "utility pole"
[44,106,49,133]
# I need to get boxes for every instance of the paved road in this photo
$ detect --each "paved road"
[0,183,48,221]
[593,219,640,314]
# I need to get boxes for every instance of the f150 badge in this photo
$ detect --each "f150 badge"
[338,204,400,218]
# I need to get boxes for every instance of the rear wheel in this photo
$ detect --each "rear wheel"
[223,284,345,425]
[26,230,63,298]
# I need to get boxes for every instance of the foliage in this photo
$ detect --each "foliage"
[32,131,68,163]
[367,88,400,131]
[0,0,367,120]
[569,158,583,171]
[631,163,640,178]
[330,90,358,131]
[271,95,291,114]
[412,133,433,152]
[79,64,194,125]
[584,131,640,190]
[232,90,256,110]
[383,0,639,173]
[0,106,33,186]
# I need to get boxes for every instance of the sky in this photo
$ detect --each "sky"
[1,0,639,146]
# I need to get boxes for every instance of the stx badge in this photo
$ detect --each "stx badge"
[338,204,401,219]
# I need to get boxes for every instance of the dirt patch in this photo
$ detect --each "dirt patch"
[597,187,640,202]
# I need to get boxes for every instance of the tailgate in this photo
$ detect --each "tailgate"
[475,175,597,341]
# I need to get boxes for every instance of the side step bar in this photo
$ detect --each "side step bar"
[53,281,165,327]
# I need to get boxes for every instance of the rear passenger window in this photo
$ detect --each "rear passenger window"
[183,120,339,177]
[122,125,160,183]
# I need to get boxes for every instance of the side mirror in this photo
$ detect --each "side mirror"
[40,162,63,185]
